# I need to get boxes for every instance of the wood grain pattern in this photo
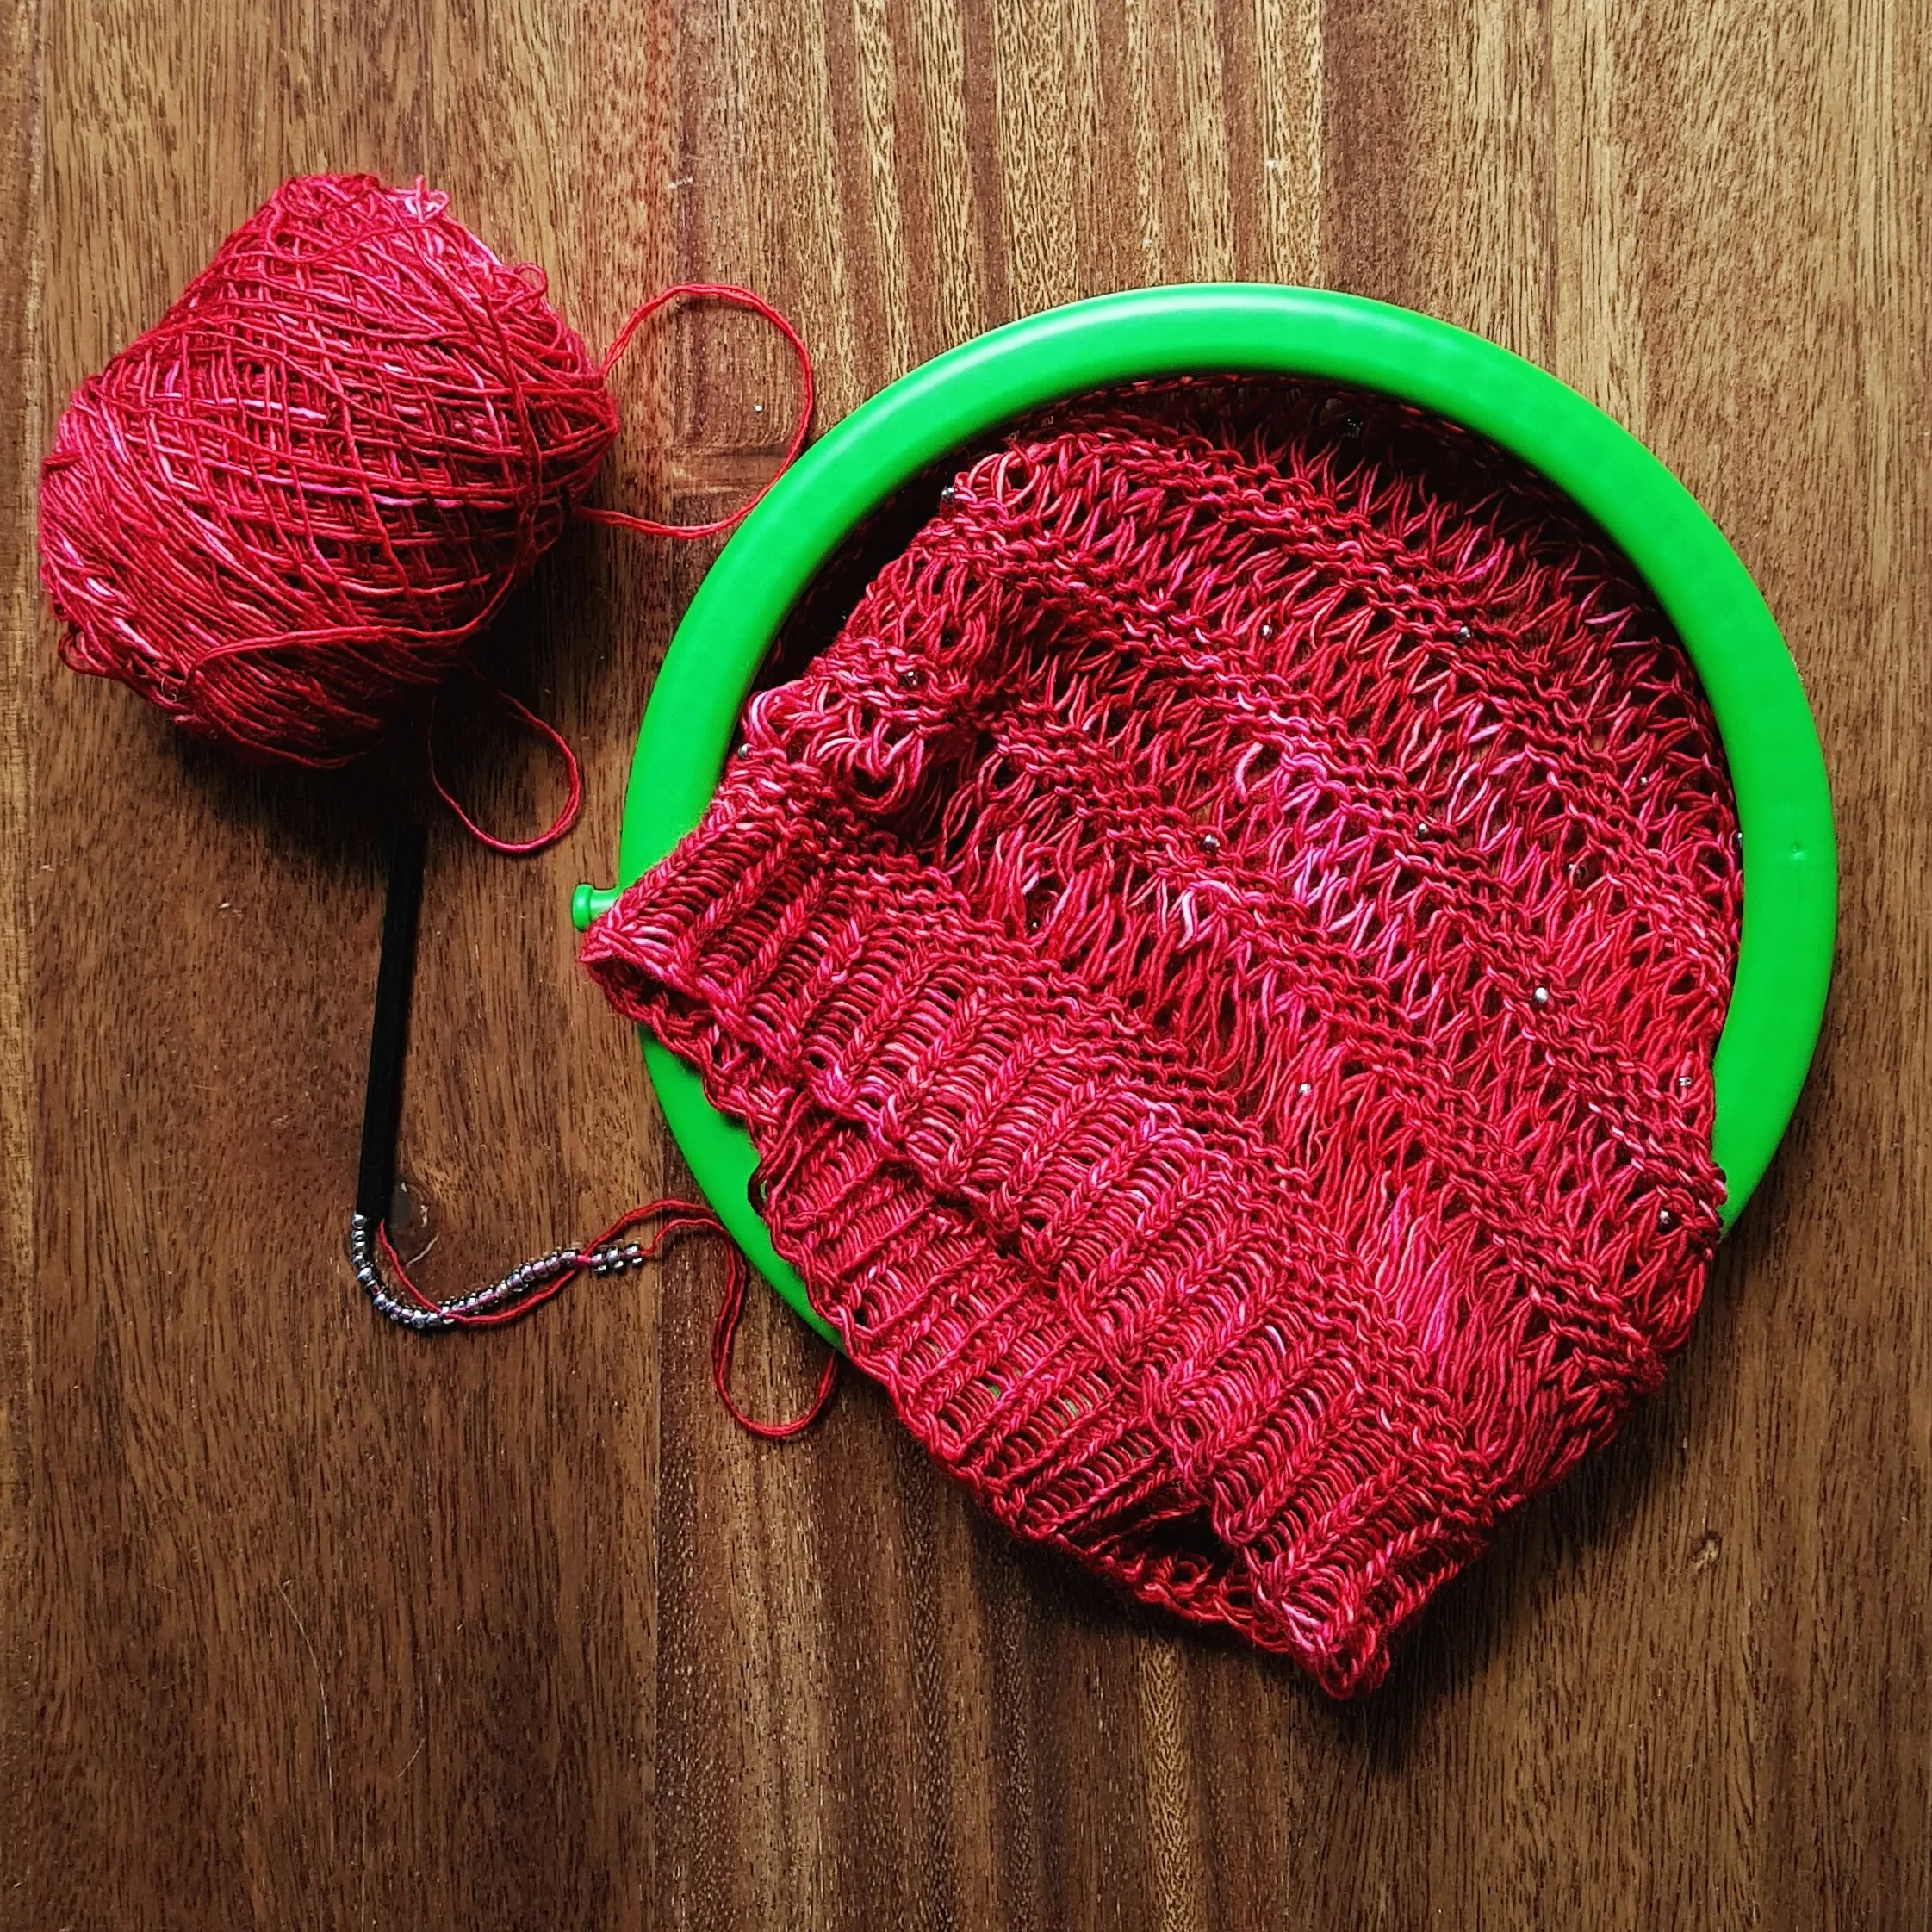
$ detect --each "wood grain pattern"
[4,1,1928,1924]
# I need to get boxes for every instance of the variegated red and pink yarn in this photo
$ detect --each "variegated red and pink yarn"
[582,379,1741,1695]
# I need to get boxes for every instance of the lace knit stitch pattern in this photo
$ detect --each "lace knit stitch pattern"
[582,380,1743,1695]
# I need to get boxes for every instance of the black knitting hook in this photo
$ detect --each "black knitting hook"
[356,818,427,1228]
[345,820,631,1329]
[347,819,465,1328]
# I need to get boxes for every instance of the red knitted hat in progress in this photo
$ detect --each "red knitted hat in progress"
[581,379,1743,1695]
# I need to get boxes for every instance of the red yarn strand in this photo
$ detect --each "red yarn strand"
[376,1201,686,1327]
[371,1199,838,1436]
[426,668,586,854]
[710,1238,841,1439]
[577,283,816,542]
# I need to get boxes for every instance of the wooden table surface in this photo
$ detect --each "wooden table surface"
[4,1,1928,1925]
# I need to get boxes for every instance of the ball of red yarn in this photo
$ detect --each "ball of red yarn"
[38,173,619,766]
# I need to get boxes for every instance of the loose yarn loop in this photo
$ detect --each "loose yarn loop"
[427,668,587,854]
[581,379,1744,1693]
[580,283,817,542]
[38,172,813,853]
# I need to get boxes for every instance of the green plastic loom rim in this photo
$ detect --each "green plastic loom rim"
[587,283,1836,1344]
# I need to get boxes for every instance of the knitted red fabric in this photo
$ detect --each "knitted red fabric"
[582,380,1742,1694]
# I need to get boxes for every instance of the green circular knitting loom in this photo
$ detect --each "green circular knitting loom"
[574,283,1836,1345]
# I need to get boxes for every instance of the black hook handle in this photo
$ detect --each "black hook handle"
[355,818,427,1225]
